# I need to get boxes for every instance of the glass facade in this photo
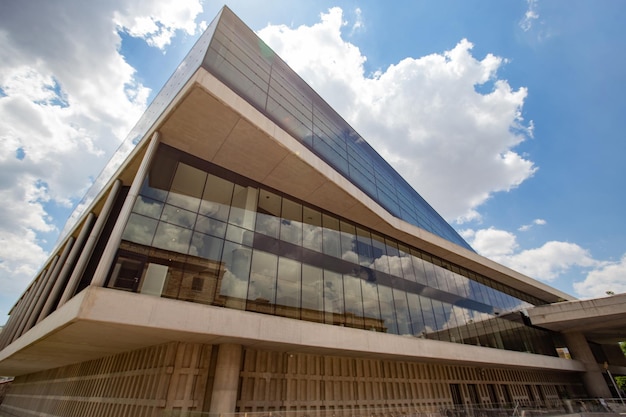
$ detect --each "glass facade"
[200,8,473,250]
[109,145,559,356]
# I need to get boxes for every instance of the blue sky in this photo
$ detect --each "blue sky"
[1,0,625,324]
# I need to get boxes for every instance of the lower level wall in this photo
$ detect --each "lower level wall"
[237,349,585,412]
[0,341,586,417]
[0,342,211,417]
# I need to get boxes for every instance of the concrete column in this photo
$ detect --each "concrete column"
[209,344,243,414]
[8,271,46,344]
[58,180,122,307]
[22,255,60,332]
[38,213,95,322]
[564,331,612,397]
[33,238,73,324]
[0,291,29,349]
[91,131,161,287]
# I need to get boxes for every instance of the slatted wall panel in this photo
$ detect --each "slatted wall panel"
[0,342,211,417]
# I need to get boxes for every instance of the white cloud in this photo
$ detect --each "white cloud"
[465,226,598,282]
[520,0,540,32]
[518,218,546,231]
[0,0,203,321]
[573,255,626,298]
[259,8,536,221]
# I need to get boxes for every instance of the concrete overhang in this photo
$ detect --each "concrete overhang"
[151,68,572,305]
[527,293,626,344]
[0,287,585,377]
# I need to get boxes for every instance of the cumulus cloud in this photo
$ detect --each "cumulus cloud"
[0,0,203,320]
[464,226,598,281]
[259,8,536,221]
[573,255,626,298]
[518,218,546,232]
[520,0,540,32]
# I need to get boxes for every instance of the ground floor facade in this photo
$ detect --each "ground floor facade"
[0,340,586,417]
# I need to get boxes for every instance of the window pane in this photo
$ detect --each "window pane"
[195,215,226,238]
[323,270,344,325]
[280,199,303,246]
[217,241,251,310]
[393,288,412,336]
[276,257,301,319]
[160,204,197,229]
[378,285,398,334]
[152,222,192,254]
[200,174,234,221]
[301,264,323,323]
[229,185,258,230]
[256,189,281,238]
[302,206,322,252]
[343,273,364,329]
[189,232,224,262]
[122,213,158,246]
[132,196,164,219]
[166,162,206,212]
[248,250,278,314]
[361,280,381,330]
[322,214,341,258]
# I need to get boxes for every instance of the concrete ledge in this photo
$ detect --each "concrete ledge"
[0,287,586,376]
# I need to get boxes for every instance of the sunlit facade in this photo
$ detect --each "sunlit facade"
[0,6,624,417]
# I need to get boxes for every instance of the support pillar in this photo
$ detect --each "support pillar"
[91,131,161,287]
[58,180,122,307]
[22,255,60,332]
[209,344,243,414]
[37,213,95,322]
[564,331,612,397]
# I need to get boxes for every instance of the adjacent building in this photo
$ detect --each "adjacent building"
[1,6,625,417]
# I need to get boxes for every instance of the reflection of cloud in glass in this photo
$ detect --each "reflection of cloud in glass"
[122,214,157,245]
[152,223,192,254]
[302,224,323,252]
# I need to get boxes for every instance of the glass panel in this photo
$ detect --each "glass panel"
[302,206,322,252]
[256,189,281,238]
[378,285,398,334]
[194,215,226,238]
[122,213,158,246]
[280,199,303,246]
[322,214,341,258]
[419,296,437,339]
[248,250,278,314]
[139,263,168,296]
[385,239,402,278]
[276,257,301,319]
[132,196,164,219]
[343,273,364,329]
[229,185,258,230]
[355,227,374,268]
[225,224,254,247]
[160,204,197,229]
[361,280,381,331]
[189,232,224,262]
[323,270,344,326]
[370,232,390,274]
[176,262,220,305]
[339,220,357,264]
[166,162,206,212]
[152,222,192,254]
[200,174,234,222]
[393,288,412,336]
[407,292,426,336]
[217,241,251,310]
[301,264,324,323]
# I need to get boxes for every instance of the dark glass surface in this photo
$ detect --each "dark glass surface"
[111,144,556,357]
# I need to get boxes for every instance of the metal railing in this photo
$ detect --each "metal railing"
[159,399,626,417]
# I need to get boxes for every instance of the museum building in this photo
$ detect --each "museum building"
[1,6,625,417]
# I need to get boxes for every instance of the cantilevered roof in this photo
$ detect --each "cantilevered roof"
[527,293,626,344]
[66,5,472,251]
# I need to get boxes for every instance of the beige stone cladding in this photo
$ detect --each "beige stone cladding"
[1,341,584,416]
[0,342,211,417]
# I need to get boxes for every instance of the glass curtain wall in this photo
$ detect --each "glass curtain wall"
[109,144,558,357]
